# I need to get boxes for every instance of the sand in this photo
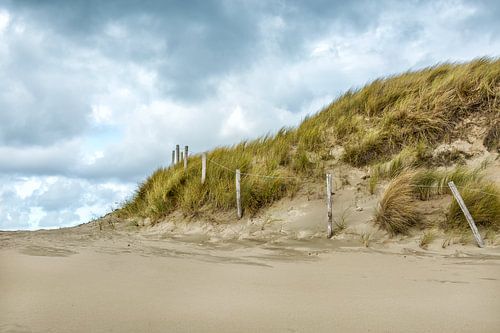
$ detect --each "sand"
[1,225,500,333]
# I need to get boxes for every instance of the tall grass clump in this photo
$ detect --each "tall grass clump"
[444,184,500,231]
[411,166,483,200]
[374,172,421,235]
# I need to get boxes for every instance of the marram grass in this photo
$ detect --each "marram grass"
[118,58,500,221]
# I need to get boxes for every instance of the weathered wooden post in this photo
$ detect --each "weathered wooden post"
[201,153,207,184]
[184,146,188,170]
[175,145,180,164]
[448,181,484,248]
[236,169,242,219]
[171,150,175,166]
[180,151,184,162]
[326,173,333,239]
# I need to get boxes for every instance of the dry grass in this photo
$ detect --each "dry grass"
[118,58,500,222]
[360,232,373,247]
[483,120,499,152]
[419,230,437,249]
[374,172,421,235]
[411,166,484,200]
[444,184,500,231]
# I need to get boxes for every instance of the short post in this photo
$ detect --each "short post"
[236,169,242,219]
[201,153,207,184]
[184,146,188,170]
[448,181,484,248]
[326,173,333,239]
[175,145,180,164]
[171,150,175,166]
[180,151,184,162]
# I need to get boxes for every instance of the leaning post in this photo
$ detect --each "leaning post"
[326,173,333,239]
[448,181,484,248]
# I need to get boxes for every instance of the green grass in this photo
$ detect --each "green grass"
[118,58,500,222]
[372,165,499,236]
[444,184,500,231]
[411,166,484,200]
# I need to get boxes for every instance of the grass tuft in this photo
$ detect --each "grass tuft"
[444,184,500,231]
[419,230,437,249]
[374,172,421,235]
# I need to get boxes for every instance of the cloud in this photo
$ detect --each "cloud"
[0,0,499,229]
[0,175,134,230]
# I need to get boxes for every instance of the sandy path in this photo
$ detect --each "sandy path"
[1,232,499,333]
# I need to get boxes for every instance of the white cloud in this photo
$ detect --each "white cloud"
[220,106,255,138]
[0,9,10,34]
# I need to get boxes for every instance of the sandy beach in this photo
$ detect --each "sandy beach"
[1,223,499,333]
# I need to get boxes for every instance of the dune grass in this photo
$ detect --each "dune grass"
[373,165,499,236]
[118,58,500,222]
[445,184,500,231]
[419,230,437,249]
[411,166,484,200]
[374,172,421,236]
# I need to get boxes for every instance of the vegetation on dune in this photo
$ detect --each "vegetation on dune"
[119,58,500,222]
[373,165,500,236]
[374,172,421,236]
[445,184,500,231]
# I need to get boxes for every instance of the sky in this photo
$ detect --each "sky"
[0,0,499,230]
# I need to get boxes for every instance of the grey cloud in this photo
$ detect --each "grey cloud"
[33,179,84,211]
[0,142,79,175]
[0,175,133,230]
[0,20,92,146]
[2,0,388,102]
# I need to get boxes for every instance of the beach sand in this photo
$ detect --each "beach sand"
[1,224,500,333]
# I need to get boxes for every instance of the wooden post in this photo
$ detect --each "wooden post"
[184,146,188,170]
[171,150,175,166]
[236,169,242,219]
[201,153,207,184]
[448,181,484,248]
[326,173,333,239]
[180,151,184,162]
[175,145,180,164]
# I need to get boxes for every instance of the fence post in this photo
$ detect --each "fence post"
[171,150,175,166]
[184,146,188,170]
[175,145,180,164]
[201,153,207,184]
[180,151,184,162]
[448,181,484,248]
[326,173,333,238]
[236,169,242,219]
